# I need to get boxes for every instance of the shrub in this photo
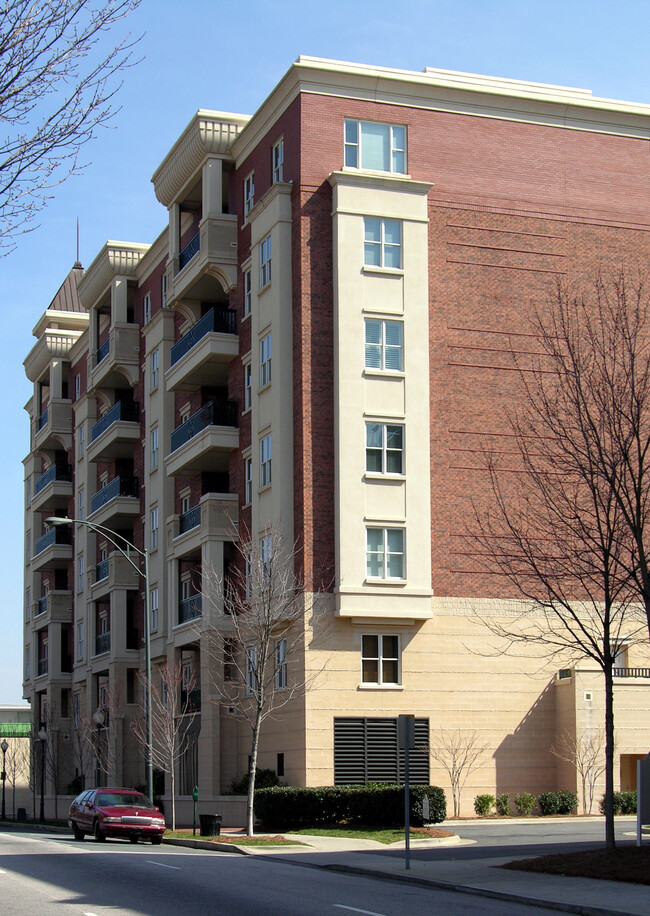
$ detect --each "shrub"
[254,784,446,831]
[232,768,281,795]
[599,790,637,815]
[556,790,578,814]
[474,794,495,817]
[538,790,577,815]
[495,793,510,816]
[514,792,536,816]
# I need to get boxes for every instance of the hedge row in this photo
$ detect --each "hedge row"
[254,785,446,830]
[598,790,637,815]
[474,791,577,816]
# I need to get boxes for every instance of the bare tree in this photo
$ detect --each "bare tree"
[0,0,142,251]
[88,682,124,785]
[202,525,328,836]
[429,729,488,818]
[69,703,94,792]
[551,729,607,815]
[131,660,200,830]
[4,736,30,819]
[471,271,649,849]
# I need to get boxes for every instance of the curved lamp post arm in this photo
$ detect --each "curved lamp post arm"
[46,517,144,579]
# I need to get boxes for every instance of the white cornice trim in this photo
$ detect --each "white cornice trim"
[24,330,86,381]
[328,170,433,197]
[151,110,250,208]
[78,241,150,310]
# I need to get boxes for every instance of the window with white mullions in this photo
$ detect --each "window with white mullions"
[366,422,404,475]
[246,646,258,694]
[243,268,252,317]
[275,638,287,689]
[272,138,284,183]
[244,172,255,217]
[364,217,402,269]
[260,333,272,387]
[260,235,272,288]
[366,527,405,579]
[364,318,403,371]
[344,120,406,173]
[361,634,400,685]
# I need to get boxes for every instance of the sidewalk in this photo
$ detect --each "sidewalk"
[168,818,648,916]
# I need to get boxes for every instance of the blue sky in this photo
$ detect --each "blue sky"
[2,0,649,704]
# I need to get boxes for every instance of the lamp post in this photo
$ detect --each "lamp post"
[46,516,153,802]
[38,726,46,823]
[1,738,8,820]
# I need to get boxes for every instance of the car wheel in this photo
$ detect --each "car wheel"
[93,820,106,842]
[151,835,163,845]
[129,835,139,844]
[72,822,85,841]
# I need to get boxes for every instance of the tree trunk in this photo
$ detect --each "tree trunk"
[247,709,263,836]
[171,763,176,831]
[603,666,616,850]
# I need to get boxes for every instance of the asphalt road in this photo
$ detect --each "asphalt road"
[0,827,563,916]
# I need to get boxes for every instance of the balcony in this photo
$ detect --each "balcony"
[178,593,202,624]
[32,526,72,571]
[87,401,140,462]
[31,463,73,513]
[613,667,650,678]
[170,214,238,305]
[181,687,201,712]
[95,632,111,656]
[88,475,140,527]
[91,553,140,599]
[166,307,238,392]
[33,398,73,453]
[32,591,72,627]
[180,504,201,534]
[165,401,238,477]
[37,657,48,677]
[88,324,140,392]
[169,492,238,560]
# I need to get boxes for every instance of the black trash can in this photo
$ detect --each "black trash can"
[199,813,222,837]
[16,808,27,822]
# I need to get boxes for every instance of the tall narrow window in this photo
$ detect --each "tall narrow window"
[161,273,167,308]
[364,217,402,269]
[246,647,258,694]
[78,423,85,457]
[78,487,84,520]
[150,507,159,550]
[260,434,272,487]
[244,363,252,410]
[344,120,406,173]
[150,587,159,630]
[76,621,84,661]
[260,333,272,387]
[77,553,85,592]
[244,172,255,217]
[75,374,81,400]
[245,457,253,504]
[260,535,272,580]
[364,319,403,371]
[275,638,287,689]
[366,527,405,580]
[26,531,30,564]
[272,138,284,183]
[243,268,252,317]
[260,235,272,288]
[151,348,159,390]
[143,292,151,324]
[25,645,30,680]
[151,426,159,470]
[25,588,30,622]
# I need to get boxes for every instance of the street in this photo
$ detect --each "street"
[0,827,564,916]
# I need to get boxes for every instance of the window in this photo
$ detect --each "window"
[365,318,403,371]
[224,638,235,681]
[260,333,272,387]
[78,423,85,457]
[25,478,30,508]
[180,491,190,515]
[366,422,404,475]
[151,426,159,470]
[77,553,85,592]
[364,217,402,269]
[246,646,258,694]
[245,551,252,600]
[78,487,84,520]
[127,669,136,704]
[73,693,80,727]
[260,434,272,487]
[143,292,151,325]
[244,363,252,410]
[244,172,255,217]
[76,621,84,661]
[344,120,406,173]
[150,507,158,550]
[24,645,30,680]
[182,660,193,691]
[26,531,30,564]
[150,588,158,630]
[243,268,252,317]
[260,235,271,288]
[275,638,287,689]
[245,457,252,505]
[276,752,284,777]
[361,634,400,685]
[161,273,167,309]
[366,527,405,579]
[260,535,272,580]
[75,374,81,400]
[151,348,159,390]
[25,588,30,622]
[272,138,284,183]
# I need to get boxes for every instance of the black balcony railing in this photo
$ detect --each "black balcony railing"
[34,526,72,557]
[179,594,202,624]
[95,632,110,655]
[179,231,200,270]
[91,400,140,442]
[179,504,201,534]
[38,408,48,430]
[181,688,201,712]
[96,338,110,364]
[34,462,72,495]
[170,401,238,453]
[613,667,650,678]
[36,596,47,616]
[170,308,237,366]
[91,475,139,513]
[95,559,109,582]
[37,657,48,676]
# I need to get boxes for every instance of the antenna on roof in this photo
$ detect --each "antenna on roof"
[73,217,82,269]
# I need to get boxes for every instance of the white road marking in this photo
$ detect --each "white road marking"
[332,907,389,916]
[146,860,180,870]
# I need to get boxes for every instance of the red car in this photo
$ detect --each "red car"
[68,788,166,844]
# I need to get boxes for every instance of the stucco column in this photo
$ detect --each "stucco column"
[50,359,64,399]
[111,277,128,323]
[202,156,223,218]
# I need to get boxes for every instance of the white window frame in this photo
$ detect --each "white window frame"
[365,422,404,475]
[244,362,252,411]
[243,268,252,317]
[151,426,159,470]
[77,553,85,592]
[246,646,258,695]
[180,491,191,515]
[366,527,405,580]
[260,235,272,289]
[78,486,84,521]
[245,456,253,505]
[344,119,406,174]
[244,171,255,217]
[364,318,404,372]
[143,292,151,325]
[151,348,159,390]
[272,138,284,183]
[150,587,159,631]
[363,217,402,269]
[260,333,272,388]
[75,374,81,400]
[260,534,272,580]
[275,638,287,689]
[161,273,167,309]
[78,423,85,457]
[76,621,84,661]
[361,634,401,686]
[260,433,272,488]
[150,506,159,550]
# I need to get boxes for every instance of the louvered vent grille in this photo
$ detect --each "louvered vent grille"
[333,717,429,785]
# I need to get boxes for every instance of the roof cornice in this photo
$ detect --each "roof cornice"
[77,241,149,310]
[24,329,86,382]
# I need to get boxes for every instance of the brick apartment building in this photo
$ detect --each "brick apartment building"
[22,57,650,816]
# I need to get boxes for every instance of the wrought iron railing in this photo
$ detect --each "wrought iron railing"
[170,308,237,366]
[179,504,201,534]
[613,667,650,678]
[38,408,48,430]
[95,632,111,655]
[95,559,109,582]
[90,475,139,513]
[91,400,140,442]
[179,231,200,270]
[96,338,110,363]
[181,688,201,712]
[37,657,48,676]
[170,401,238,452]
[179,594,202,623]
[34,526,71,556]
[34,463,72,495]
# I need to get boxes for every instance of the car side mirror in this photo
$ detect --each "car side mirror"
[85,801,93,808]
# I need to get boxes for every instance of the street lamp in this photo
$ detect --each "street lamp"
[38,726,46,822]
[46,516,153,802]
[1,738,8,820]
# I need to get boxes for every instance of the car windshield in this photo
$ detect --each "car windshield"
[95,792,155,808]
